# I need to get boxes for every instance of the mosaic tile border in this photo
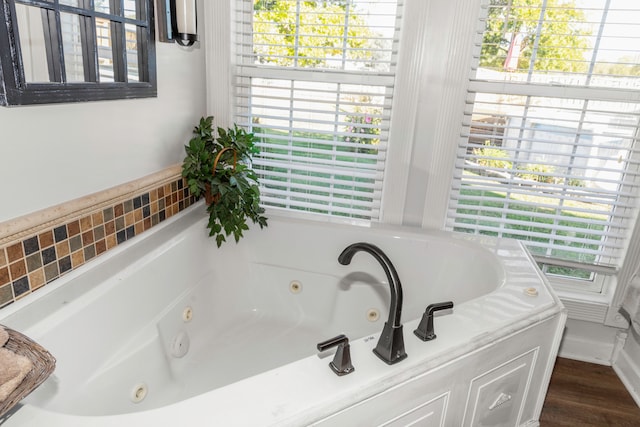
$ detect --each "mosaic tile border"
[0,177,196,308]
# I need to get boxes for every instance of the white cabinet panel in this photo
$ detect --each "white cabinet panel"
[462,348,538,427]
[381,393,448,427]
[312,383,449,427]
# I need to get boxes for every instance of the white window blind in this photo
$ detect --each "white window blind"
[448,0,640,281]
[234,0,402,220]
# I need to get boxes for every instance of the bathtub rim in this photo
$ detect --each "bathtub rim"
[0,202,508,327]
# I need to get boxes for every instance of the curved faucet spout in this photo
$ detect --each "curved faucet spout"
[339,242,407,364]
[338,243,403,328]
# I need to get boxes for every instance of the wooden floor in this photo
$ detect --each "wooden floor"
[540,357,640,426]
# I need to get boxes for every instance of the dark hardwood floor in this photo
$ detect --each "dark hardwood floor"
[540,357,640,426]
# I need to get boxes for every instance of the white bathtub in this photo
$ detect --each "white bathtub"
[0,204,566,426]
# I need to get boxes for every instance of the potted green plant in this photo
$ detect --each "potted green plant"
[182,116,267,247]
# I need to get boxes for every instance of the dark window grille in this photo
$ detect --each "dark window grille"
[0,0,156,106]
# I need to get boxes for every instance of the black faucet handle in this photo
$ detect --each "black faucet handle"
[413,301,454,341]
[317,334,355,376]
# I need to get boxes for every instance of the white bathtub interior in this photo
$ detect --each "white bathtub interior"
[0,205,565,426]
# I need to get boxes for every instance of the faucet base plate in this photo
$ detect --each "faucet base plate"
[373,322,407,365]
[329,362,355,376]
[373,348,407,365]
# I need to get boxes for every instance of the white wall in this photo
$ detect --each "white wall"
[0,16,207,224]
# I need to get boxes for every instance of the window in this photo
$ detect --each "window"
[233,0,402,220]
[0,0,156,106]
[448,0,640,287]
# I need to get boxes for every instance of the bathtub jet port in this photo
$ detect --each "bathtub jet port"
[367,308,380,322]
[289,280,302,294]
[183,306,193,322]
[131,383,148,403]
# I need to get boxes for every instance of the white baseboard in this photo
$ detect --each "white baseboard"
[557,318,621,365]
[613,332,640,407]
[552,293,640,408]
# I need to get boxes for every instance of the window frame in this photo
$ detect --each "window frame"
[0,0,156,106]
[446,0,640,289]
[233,0,403,222]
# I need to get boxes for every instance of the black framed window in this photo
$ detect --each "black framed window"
[0,0,156,106]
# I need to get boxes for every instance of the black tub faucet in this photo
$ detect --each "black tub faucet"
[338,242,407,365]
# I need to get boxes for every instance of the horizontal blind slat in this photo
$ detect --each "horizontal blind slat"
[261,196,378,219]
[451,181,640,209]
[254,158,385,178]
[236,65,396,86]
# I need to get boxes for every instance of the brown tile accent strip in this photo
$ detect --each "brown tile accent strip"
[0,175,197,309]
[0,165,182,245]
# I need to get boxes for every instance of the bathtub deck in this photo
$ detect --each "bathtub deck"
[540,357,640,426]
